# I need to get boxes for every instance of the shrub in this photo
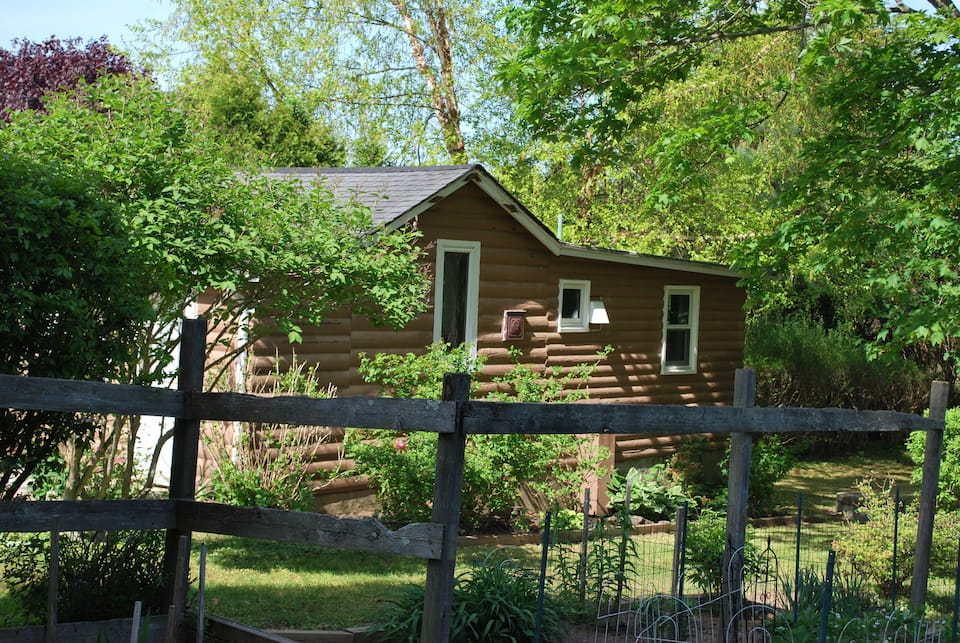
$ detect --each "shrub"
[377,554,567,642]
[907,407,960,511]
[0,530,167,623]
[351,342,611,532]
[746,316,929,415]
[833,479,912,601]
[721,434,798,516]
[684,510,760,596]
[607,463,693,521]
[205,357,336,511]
[833,478,960,604]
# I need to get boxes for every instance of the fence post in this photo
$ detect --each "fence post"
[421,372,470,643]
[723,367,756,638]
[162,317,207,633]
[911,380,950,610]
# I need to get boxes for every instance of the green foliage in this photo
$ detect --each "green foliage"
[833,479,911,600]
[721,435,797,516]
[834,478,960,603]
[206,358,335,511]
[377,555,567,642]
[351,342,610,532]
[669,436,726,510]
[772,566,925,642]
[0,72,428,499]
[358,341,485,400]
[180,59,346,167]
[607,464,692,521]
[908,408,960,511]
[488,345,613,403]
[747,316,931,413]
[0,530,167,623]
[0,152,152,498]
[684,510,760,596]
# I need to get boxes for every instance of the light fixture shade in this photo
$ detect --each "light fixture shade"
[589,299,609,324]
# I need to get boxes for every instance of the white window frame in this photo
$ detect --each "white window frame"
[558,279,591,333]
[661,285,700,375]
[433,239,481,348]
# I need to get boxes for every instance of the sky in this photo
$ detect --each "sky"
[0,0,173,50]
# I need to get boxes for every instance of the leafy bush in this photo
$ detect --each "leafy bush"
[746,316,929,415]
[684,510,760,596]
[205,358,336,511]
[670,434,797,516]
[0,530,167,623]
[908,407,960,511]
[670,435,726,509]
[607,464,692,521]
[351,342,611,532]
[833,479,913,600]
[721,434,798,516]
[833,478,960,604]
[377,554,567,642]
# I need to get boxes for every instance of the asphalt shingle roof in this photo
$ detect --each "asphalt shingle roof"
[265,165,478,226]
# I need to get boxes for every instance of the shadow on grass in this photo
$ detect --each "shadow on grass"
[195,535,427,575]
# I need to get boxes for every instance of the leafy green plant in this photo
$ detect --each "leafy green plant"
[670,435,726,509]
[832,478,912,601]
[0,530,167,623]
[358,340,485,399]
[377,554,567,642]
[684,510,760,596]
[487,345,613,403]
[747,316,930,417]
[908,407,960,511]
[351,342,611,532]
[773,566,930,643]
[833,477,960,608]
[204,357,336,511]
[721,434,798,516]
[607,464,693,521]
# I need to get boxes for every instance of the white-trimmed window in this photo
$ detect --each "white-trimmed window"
[661,286,700,374]
[559,279,591,333]
[433,240,480,347]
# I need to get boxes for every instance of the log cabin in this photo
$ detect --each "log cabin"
[238,165,746,510]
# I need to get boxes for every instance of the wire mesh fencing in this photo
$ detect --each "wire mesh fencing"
[538,490,960,643]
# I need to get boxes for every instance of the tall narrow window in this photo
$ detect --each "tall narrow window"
[661,286,700,374]
[559,279,591,333]
[434,240,480,348]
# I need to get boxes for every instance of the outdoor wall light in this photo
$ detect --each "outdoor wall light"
[589,299,610,325]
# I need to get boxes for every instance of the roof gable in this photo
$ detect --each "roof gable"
[267,165,740,279]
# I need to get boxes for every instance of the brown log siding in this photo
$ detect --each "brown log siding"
[247,182,745,471]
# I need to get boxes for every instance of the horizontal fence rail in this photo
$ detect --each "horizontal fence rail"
[0,499,442,560]
[0,374,942,436]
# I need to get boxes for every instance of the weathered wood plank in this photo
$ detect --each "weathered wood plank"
[460,401,941,435]
[0,500,176,533]
[176,501,442,560]
[188,393,456,433]
[0,374,185,417]
[422,373,471,643]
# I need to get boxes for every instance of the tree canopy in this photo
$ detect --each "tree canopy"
[0,56,431,497]
[141,0,508,164]
[498,0,960,366]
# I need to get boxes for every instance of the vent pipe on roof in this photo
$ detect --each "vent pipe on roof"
[556,211,563,242]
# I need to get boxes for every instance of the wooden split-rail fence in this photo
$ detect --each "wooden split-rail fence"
[0,318,949,642]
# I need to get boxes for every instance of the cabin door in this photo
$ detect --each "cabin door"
[433,239,480,348]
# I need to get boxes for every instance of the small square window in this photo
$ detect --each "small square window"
[559,279,590,333]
